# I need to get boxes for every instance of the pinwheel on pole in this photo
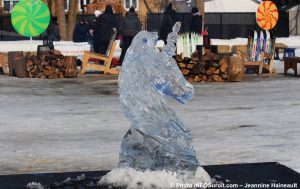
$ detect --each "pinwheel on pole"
[256,0,279,31]
[11,0,50,40]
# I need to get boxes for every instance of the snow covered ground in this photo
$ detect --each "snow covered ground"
[0,35,300,176]
[0,73,299,176]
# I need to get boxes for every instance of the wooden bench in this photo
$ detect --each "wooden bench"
[284,57,300,76]
[236,38,276,75]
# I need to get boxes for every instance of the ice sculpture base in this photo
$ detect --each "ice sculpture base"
[99,167,211,189]
[0,162,299,188]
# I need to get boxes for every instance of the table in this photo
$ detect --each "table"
[275,47,296,60]
[284,57,300,76]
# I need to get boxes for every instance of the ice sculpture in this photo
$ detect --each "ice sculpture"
[118,22,198,173]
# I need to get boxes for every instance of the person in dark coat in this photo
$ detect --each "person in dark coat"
[88,10,103,51]
[46,17,61,41]
[93,5,117,54]
[159,3,176,45]
[73,20,90,42]
[189,7,202,34]
[118,7,141,65]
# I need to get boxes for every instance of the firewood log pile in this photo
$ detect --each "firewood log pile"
[25,51,78,79]
[176,50,244,82]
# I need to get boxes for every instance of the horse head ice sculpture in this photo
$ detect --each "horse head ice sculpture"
[118,22,199,173]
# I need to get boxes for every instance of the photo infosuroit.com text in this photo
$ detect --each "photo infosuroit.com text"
[174,182,298,188]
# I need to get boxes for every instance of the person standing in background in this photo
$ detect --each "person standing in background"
[91,9,102,30]
[88,10,102,51]
[159,3,176,45]
[118,7,141,65]
[46,16,61,41]
[189,7,202,34]
[73,20,89,42]
[93,5,117,54]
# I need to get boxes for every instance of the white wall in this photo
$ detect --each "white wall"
[205,0,258,12]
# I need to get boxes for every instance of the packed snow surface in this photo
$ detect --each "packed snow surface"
[0,74,299,176]
[0,36,300,176]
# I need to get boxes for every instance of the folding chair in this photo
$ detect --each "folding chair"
[237,30,276,74]
[81,28,119,75]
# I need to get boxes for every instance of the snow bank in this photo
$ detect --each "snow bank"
[276,36,300,48]
[0,36,299,58]
[98,167,211,189]
[210,36,300,49]
[0,40,43,52]
[25,182,44,189]
[0,40,121,57]
[210,36,300,58]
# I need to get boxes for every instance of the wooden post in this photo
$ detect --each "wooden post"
[0,53,9,75]
[195,0,204,32]
[143,0,163,13]
[0,0,3,15]
[8,51,28,78]
[67,0,79,40]
[50,0,56,16]
[195,0,204,16]
[64,56,78,78]
[228,56,245,82]
[55,0,67,40]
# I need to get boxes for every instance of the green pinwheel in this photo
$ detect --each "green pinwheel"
[11,0,50,37]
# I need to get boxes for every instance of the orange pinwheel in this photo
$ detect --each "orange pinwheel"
[256,1,278,30]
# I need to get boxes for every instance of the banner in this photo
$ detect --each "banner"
[53,41,91,59]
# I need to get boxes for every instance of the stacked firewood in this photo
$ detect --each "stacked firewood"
[176,51,230,82]
[25,51,78,79]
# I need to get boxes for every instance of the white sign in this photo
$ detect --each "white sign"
[53,41,91,59]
